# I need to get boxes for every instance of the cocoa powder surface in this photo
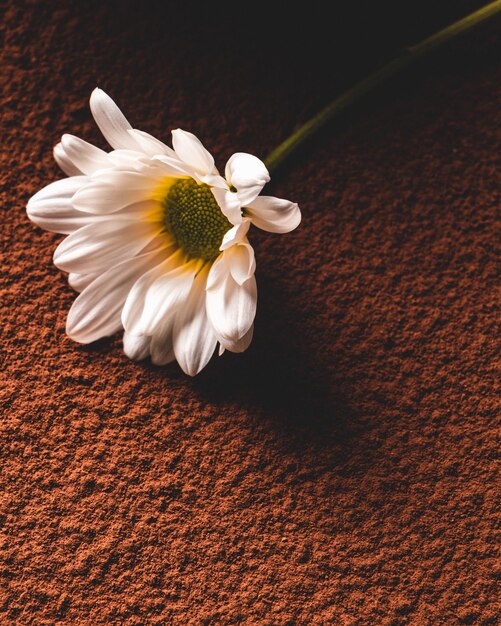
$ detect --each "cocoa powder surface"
[0,2,499,624]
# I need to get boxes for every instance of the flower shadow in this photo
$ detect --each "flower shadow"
[193,275,355,445]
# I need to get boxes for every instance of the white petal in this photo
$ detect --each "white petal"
[225,153,270,205]
[220,324,254,353]
[138,261,198,335]
[108,149,148,169]
[68,272,99,292]
[60,134,111,175]
[89,88,138,150]
[54,143,83,176]
[27,177,89,234]
[211,187,242,225]
[127,129,177,158]
[245,196,301,233]
[121,252,180,334]
[27,197,93,234]
[151,154,195,177]
[108,199,164,222]
[220,220,250,251]
[150,314,176,366]
[196,173,228,188]
[173,267,217,376]
[206,270,257,344]
[114,157,175,183]
[227,242,256,285]
[53,220,162,274]
[121,251,196,336]
[123,332,151,361]
[72,171,159,214]
[28,176,88,204]
[206,251,229,290]
[171,129,215,176]
[66,248,167,343]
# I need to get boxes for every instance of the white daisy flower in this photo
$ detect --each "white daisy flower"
[27,88,301,375]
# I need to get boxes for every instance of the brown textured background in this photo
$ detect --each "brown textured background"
[1,1,499,624]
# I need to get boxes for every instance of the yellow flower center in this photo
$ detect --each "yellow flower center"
[162,179,232,262]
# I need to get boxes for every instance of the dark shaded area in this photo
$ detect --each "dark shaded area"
[1,1,499,624]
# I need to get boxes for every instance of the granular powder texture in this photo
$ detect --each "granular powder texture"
[0,2,499,624]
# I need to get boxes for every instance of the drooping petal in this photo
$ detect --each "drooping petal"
[123,332,151,361]
[206,257,257,344]
[66,247,168,344]
[220,220,250,251]
[225,152,270,205]
[173,266,217,376]
[89,88,138,151]
[211,186,242,225]
[245,195,301,233]
[72,171,161,214]
[205,252,227,291]
[122,250,193,335]
[27,177,89,234]
[121,252,181,334]
[68,272,100,292]
[171,129,216,176]
[59,134,111,175]
[137,261,198,335]
[209,242,256,286]
[220,324,254,354]
[53,220,162,274]
[54,143,83,176]
[227,242,256,285]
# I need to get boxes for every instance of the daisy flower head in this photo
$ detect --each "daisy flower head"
[27,88,301,375]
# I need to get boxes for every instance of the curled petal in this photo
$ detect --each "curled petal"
[210,241,256,287]
[211,187,242,226]
[220,220,250,251]
[225,152,270,205]
[245,195,301,233]
[227,242,256,285]
[206,256,257,345]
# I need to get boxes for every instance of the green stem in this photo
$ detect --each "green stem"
[264,1,501,174]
